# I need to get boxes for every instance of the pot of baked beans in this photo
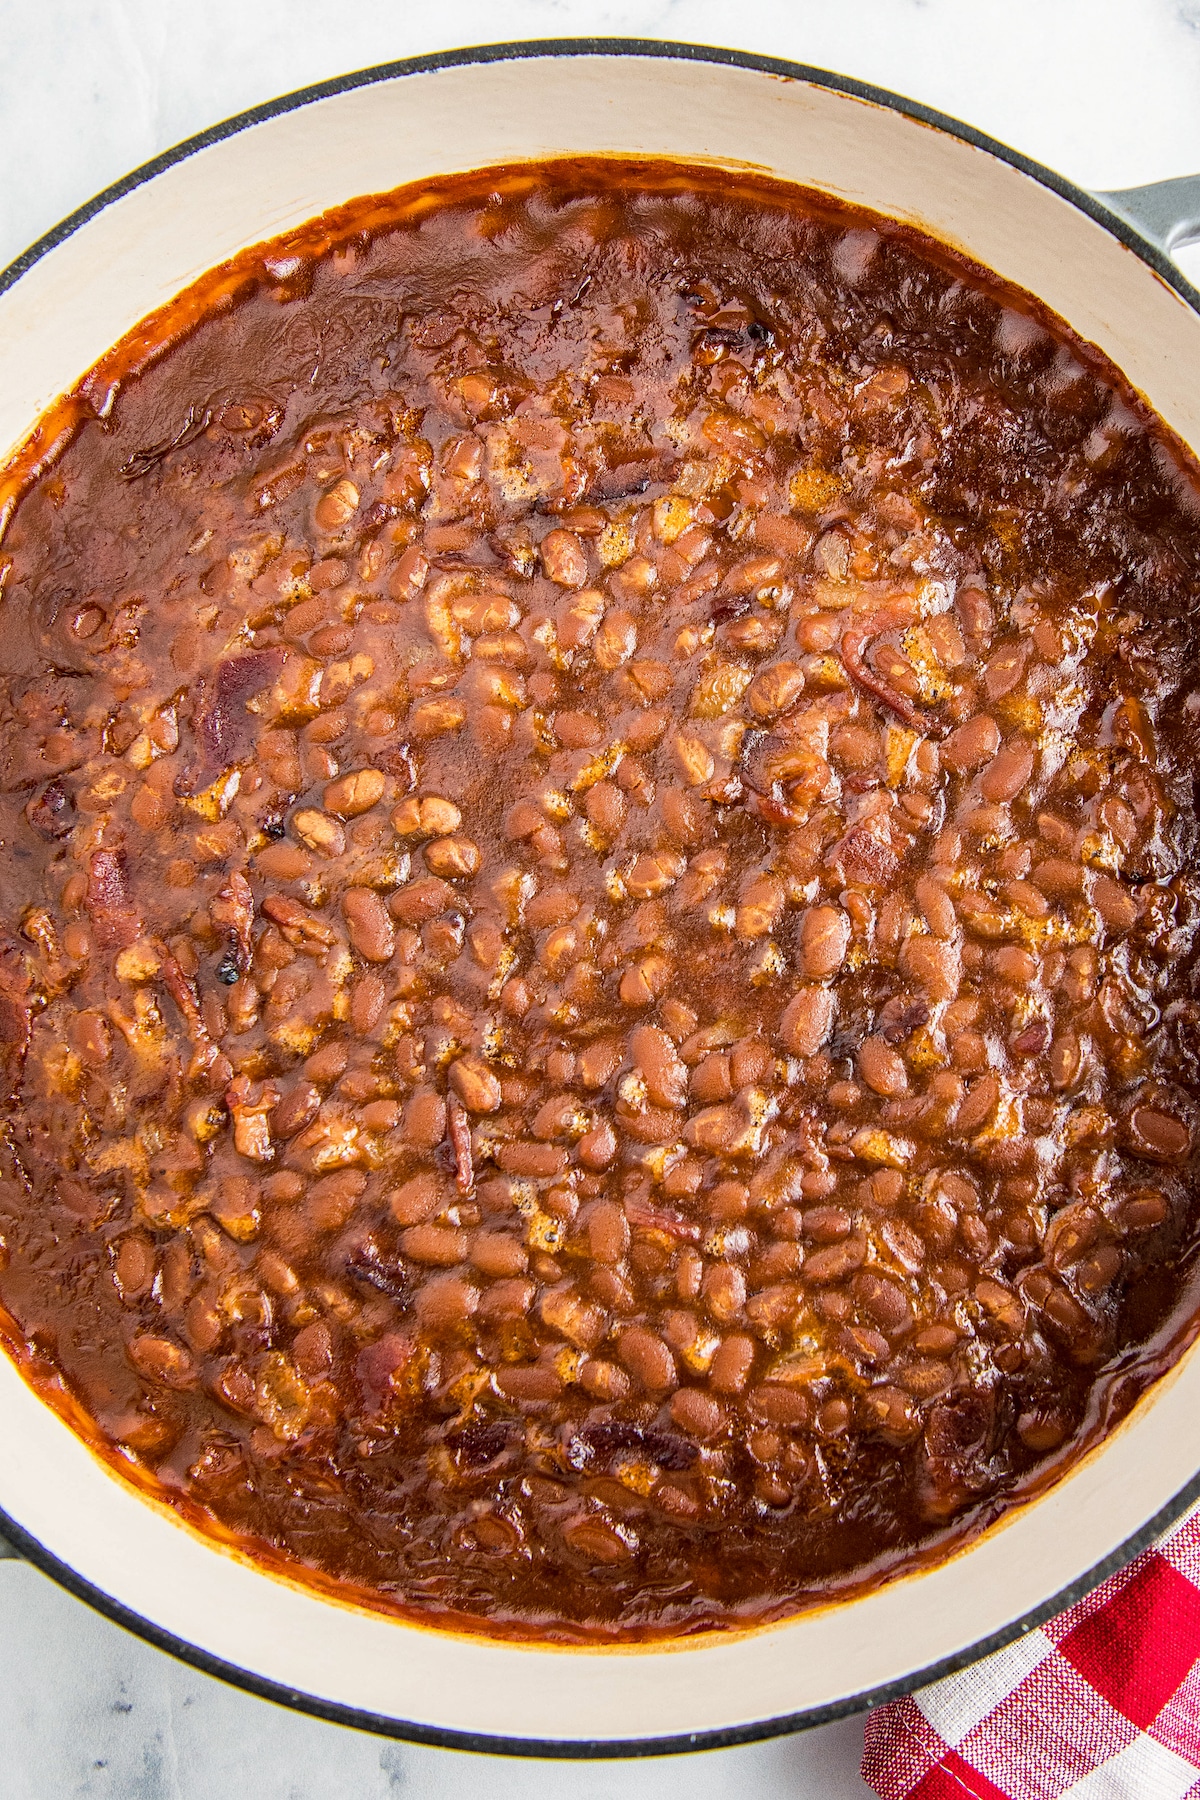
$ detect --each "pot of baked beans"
[1,37,1200,1756]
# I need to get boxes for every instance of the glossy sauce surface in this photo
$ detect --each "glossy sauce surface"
[1,163,1199,1640]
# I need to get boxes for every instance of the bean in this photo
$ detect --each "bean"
[708,1333,755,1394]
[941,714,1000,774]
[478,1278,536,1322]
[899,933,962,1001]
[690,1053,733,1103]
[736,874,785,940]
[293,809,346,857]
[779,986,835,1058]
[627,852,684,898]
[993,945,1037,985]
[349,973,386,1037]
[409,697,466,738]
[746,661,805,720]
[360,1099,400,1133]
[424,836,481,879]
[1031,857,1084,900]
[314,477,360,532]
[673,734,715,787]
[324,768,386,817]
[580,1359,631,1402]
[593,610,637,670]
[670,1388,725,1439]
[389,1171,446,1226]
[914,875,956,940]
[983,641,1028,700]
[585,780,627,841]
[342,889,395,962]
[495,1363,561,1401]
[562,1515,634,1562]
[1124,1104,1191,1163]
[401,1225,468,1265]
[702,1263,747,1324]
[803,1206,851,1242]
[1092,874,1138,932]
[540,529,588,587]
[979,740,1034,802]
[750,1385,810,1428]
[414,1272,478,1333]
[128,1334,197,1390]
[541,1285,607,1350]
[1007,879,1049,919]
[798,904,850,979]
[629,1024,688,1108]
[495,1141,567,1176]
[449,1056,502,1113]
[858,1037,908,1097]
[853,1270,913,1334]
[804,1235,867,1284]
[618,1326,677,1391]
[113,1234,155,1299]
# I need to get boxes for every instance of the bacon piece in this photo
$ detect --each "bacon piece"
[85,850,142,948]
[261,894,336,947]
[211,870,254,970]
[356,1332,416,1415]
[743,785,803,828]
[447,1093,475,1195]
[624,1199,701,1242]
[226,1074,279,1163]
[841,611,944,737]
[178,650,284,791]
[158,948,218,1079]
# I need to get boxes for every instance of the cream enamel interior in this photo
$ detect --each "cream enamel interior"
[2,48,1199,1747]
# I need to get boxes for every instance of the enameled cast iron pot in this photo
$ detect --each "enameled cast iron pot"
[3,38,1200,1759]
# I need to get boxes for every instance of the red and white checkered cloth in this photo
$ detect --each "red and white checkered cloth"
[861,1503,1200,1799]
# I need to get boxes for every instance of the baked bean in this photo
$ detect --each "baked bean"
[478,1278,536,1322]
[324,769,386,817]
[580,1359,631,1402]
[702,1263,747,1324]
[586,780,627,841]
[941,714,1000,775]
[804,1237,866,1283]
[540,529,588,587]
[389,1172,445,1226]
[449,1057,502,1113]
[401,1226,468,1266]
[293,809,346,857]
[979,741,1034,802]
[858,1037,908,1097]
[11,160,1200,1643]
[586,1200,630,1263]
[709,1334,756,1394]
[495,1363,561,1400]
[670,1387,725,1439]
[779,986,835,1057]
[914,876,956,940]
[1092,874,1138,932]
[899,933,961,1001]
[424,836,481,879]
[128,1335,197,1389]
[618,1326,677,1392]
[798,904,850,979]
[341,889,394,962]
[414,1273,478,1333]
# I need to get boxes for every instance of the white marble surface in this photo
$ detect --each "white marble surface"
[1,1,1199,1793]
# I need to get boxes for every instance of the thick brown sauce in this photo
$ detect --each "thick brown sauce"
[1,161,1200,1643]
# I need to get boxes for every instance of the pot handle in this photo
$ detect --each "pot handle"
[1094,174,1200,256]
